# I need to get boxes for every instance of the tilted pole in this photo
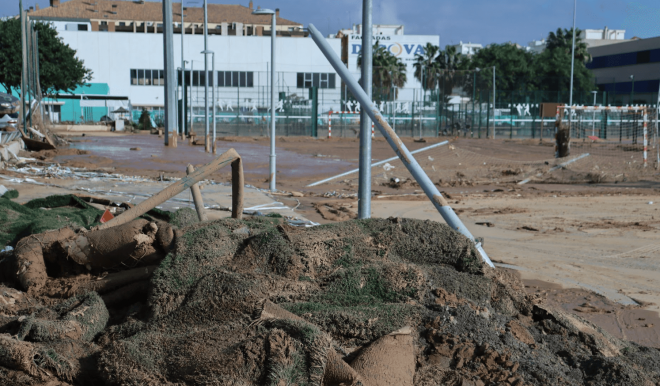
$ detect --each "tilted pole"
[358,0,373,219]
[308,23,494,268]
[162,0,176,146]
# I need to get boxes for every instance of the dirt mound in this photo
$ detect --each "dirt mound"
[1,214,660,385]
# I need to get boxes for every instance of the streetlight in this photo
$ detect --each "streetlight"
[203,0,210,153]
[252,7,277,191]
[201,50,216,153]
[181,4,187,139]
[181,60,189,139]
[591,90,597,136]
[630,75,635,105]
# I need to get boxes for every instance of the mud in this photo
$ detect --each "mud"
[1,202,660,385]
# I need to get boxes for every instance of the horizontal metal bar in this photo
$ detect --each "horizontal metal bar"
[308,141,448,187]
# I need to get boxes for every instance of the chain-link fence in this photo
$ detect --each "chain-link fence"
[123,68,659,140]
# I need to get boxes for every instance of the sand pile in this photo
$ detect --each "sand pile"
[0,195,659,385]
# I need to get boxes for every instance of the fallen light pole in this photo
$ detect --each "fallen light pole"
[98,149,244,229]
[307,141,449,187]
[308,24,494,267]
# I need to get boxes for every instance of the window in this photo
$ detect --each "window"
[637,50,651,64]
[296,73,336,89]
[131,69,166,86]
[77,24,88,31]
[215,71,254,87]
[119,22,126,27]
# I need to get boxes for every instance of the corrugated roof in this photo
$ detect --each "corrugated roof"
[29,0,301,26]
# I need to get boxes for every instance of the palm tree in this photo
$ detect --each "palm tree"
[435,45,469,96]
[358,42,407,101]
[546,28,591,63]
[413,43,441,91]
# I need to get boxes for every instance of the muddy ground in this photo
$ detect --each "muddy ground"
[1,132,659,385]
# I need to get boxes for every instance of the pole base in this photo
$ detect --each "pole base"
[205,135,211,153]
[169,134,178,148]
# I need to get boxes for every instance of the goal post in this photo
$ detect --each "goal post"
[557,105,658,168]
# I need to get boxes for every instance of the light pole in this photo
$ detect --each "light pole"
[569,0,577,108]
[181,60,188,139]
[630,75,635,105]
[162,0,177,147]
[253,7,277,191]
[190,60,194,139]
[203,0,210,152]
[591,90,597,136]
[492,66,496,139]
[358,0,373,219]
[202,50,216,153]
[181,3,187,139]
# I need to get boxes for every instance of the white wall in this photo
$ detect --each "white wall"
[58,31,343,109]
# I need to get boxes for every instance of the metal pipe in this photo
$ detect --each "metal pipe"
[203,0,210,152]
[307,23,494,268]
[19,2,27,134]
[189,60,193,139]
[308,141,449,187]
[181,1,185,138]
[569,0,576,109]
[358,0,373,219]
[269,13,277,191]
[162,0,176,146]
[98,149,241,230]
[492,66,496,139]
[212,52,216,153]
[186,164,208,221]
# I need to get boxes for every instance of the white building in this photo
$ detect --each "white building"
[450,41,483,56]
[528,27,628,53]
[28,0,344,123]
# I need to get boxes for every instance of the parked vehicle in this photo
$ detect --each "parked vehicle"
[0,93,20,115]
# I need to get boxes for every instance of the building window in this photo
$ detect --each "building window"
[637,50,651,64]
[216,71,254,87]
[77,24,88,31]
[131,69,166,86]
[297,72,336,89]
[119,22,126,27]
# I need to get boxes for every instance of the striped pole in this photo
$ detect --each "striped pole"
[328,110,332,138]
[371,121,374,138]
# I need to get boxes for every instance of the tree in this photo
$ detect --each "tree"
[534,28,594,101]
[468,43,537,98]
[413,43,441,91]
[0,19,92,96]
[358,42,407,101]
[138,109,153,131]
[434,45,470,97]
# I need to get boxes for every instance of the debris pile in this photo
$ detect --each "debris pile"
[0,193,659,385]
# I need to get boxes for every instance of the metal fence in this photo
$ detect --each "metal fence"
[126,69,659,139]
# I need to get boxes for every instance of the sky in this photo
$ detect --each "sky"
[3,0,660,48]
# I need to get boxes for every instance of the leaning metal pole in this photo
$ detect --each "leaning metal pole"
[162,0,176,146]
[269,13,277,191]
[308,24,494,268]
[212,52,216,154]
[358,0,373,219]
[203,0,210,152]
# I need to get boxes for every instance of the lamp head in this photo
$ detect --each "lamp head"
[252,8,275,15]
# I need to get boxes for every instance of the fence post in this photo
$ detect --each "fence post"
[510,94,514,139]
[310,86,318,137]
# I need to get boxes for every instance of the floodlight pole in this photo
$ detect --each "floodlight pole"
[358,0,373,219]
[203,0,210,152]
[181,1,185,138]
[201,51,216,153]
[269,12,277,191]
[162,0,176,146]
[492,66,496,139]
[569,0,577,120]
